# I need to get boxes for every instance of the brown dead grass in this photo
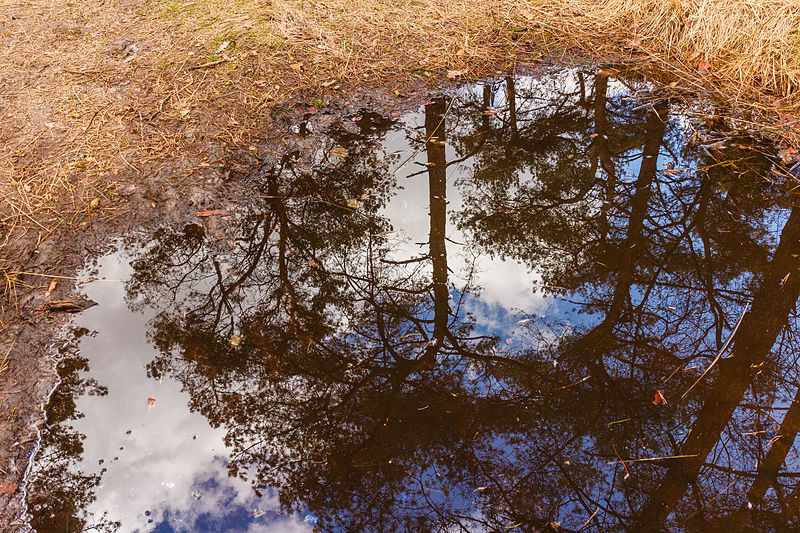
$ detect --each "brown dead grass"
[3,0,800,297]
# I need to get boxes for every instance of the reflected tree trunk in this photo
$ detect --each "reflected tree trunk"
[422,97,449,366]
[267,173,299,330]
[564,103,668,383]
[713,383,800,531]
[633,204,800,531]
[594,74,618,243]
[608,102,666,319]
[506,75,518,139]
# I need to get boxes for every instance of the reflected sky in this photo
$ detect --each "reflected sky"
[27,257,315,533]
[25,68,800,532]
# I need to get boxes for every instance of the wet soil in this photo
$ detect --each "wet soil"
[10,65,800,532]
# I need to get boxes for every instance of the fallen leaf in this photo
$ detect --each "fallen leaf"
[653,390,667,406]
[44,279,57,298]
[290,62,303,72]
[698,59,711,76]
[308,259,318,268]
[446,69,467,79]
[147,397,156,412]
[216,41,230,54]
[89,198,100,209]
[196,209,232,217]
[0,481,18,495]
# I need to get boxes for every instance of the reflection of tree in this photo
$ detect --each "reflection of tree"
[29,71,800,531]
[456,74,800,529]
[126,74,800,531]
[634,205,800,531]
[26,328,118,533]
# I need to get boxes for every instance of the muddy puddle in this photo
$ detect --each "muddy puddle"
[24,68,800,532]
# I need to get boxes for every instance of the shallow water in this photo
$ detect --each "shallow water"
[25,68,800,532]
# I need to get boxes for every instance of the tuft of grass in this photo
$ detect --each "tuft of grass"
[547,0,800,97]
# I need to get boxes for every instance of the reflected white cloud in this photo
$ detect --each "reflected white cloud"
[70,255,308,533]
[381,158,549,320]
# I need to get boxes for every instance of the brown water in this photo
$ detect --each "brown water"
[24,68,800,532]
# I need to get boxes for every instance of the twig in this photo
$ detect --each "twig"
[579,507,601,531]
[11,271,126,282]
[613,445,630,479]
[682,303,750,398]
[82,108,101,134]
[607,454,699,464]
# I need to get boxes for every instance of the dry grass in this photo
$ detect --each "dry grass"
[3,0,800,294]
[567,0,800,97]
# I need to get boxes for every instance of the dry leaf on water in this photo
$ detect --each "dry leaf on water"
[653,390,667,405]
[229,334,243,348]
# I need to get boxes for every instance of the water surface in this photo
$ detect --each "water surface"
[26,69,800,532]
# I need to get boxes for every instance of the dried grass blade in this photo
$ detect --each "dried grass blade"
[682,303,750,399]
